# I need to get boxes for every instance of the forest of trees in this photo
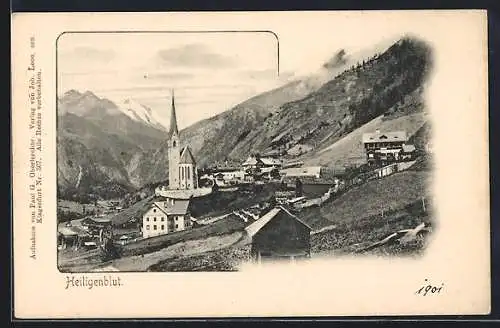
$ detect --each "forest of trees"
[348,38,432,126]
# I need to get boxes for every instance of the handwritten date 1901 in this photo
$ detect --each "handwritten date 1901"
[415,279,444,296]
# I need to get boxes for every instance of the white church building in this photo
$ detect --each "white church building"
[154,90,211,200]
[143,90,210,239]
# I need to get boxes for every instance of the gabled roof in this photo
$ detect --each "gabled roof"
[151,199,190,216]
[260,157,282,166]
[245,206,312,238]
[242,156,263,166]
[362,131,407,143]
[179,146,196,165]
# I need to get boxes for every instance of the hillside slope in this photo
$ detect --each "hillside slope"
[226,37,433,163]
[57,91,167,200]
[176,48,366,167]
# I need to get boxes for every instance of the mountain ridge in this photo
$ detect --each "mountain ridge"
[57,36,433,201]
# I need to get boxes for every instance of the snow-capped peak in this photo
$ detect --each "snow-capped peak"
[114,97,167,130]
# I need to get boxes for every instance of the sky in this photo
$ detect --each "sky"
[57,29,402,129]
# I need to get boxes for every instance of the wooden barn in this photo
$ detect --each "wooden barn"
[245,206,312,263]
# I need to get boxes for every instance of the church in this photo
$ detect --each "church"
[142,90,202,239]
[167,90,198,190]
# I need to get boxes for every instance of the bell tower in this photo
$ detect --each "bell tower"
[168,89,180,189]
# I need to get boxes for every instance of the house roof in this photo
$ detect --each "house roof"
[152,199,190,216]
[179,146,196,165]
[362,131,407,143]
[58,227,79,237]
[260,167,276,173]
[245,206,312,238]
[242,156,263,166]
[280,166,322,177]
[260,157,282,166]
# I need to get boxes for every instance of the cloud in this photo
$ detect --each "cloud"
[238,68,279,80]
[156,43,236,68]
[144,72,194,81]
[64,46,116,63]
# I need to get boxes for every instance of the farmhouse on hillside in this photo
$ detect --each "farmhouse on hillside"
[141,198,192,238]
[245,206,312,263]
[362,130,416,164]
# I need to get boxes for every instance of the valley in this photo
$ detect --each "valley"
[57,35,435,272]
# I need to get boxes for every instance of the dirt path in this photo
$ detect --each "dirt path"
[99,231,243,272]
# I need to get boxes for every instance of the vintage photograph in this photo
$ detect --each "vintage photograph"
[12,10,490,318]
[56,30,434,273]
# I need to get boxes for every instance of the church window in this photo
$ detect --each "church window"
[181,166,184,179]
[187,166,190,179]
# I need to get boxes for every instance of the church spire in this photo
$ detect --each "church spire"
[169,89,179,137]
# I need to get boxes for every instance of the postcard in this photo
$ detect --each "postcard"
[11,10,490,318]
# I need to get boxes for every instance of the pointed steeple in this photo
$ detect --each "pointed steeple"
[169,89,179,137]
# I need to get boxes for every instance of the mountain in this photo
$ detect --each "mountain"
[113,97,167,131]
[57,90,169,200]
[175,41,398,168]
[57,36,433,200]
[223,36,433,165]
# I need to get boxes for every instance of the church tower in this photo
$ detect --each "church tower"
[168,90,181,189]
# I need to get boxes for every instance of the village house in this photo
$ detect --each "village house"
[242,156,282,171]
[362,130,415,164]
[259,167,281,180]
[57,227,80,250]
[141,198,192,239]
[213,170,246,184]
[58,221,98,250]
[245,206,312,263]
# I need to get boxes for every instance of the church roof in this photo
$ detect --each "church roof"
[180,146,196,165]
[168,90,179,138]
